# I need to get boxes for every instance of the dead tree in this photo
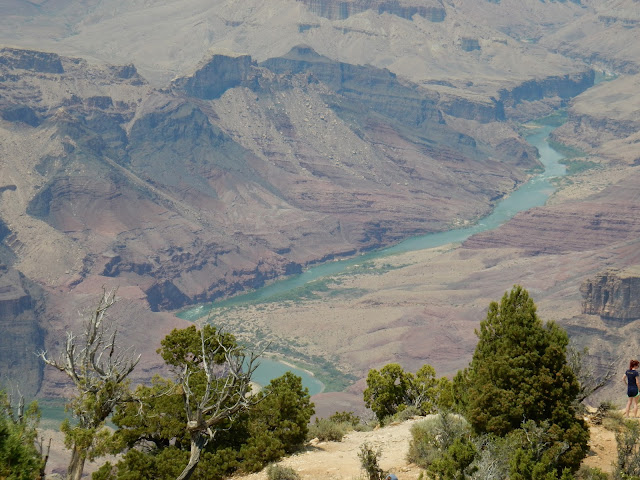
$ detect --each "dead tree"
[38,288,140,480]
[567,342,618,404]
[175,328,261,480]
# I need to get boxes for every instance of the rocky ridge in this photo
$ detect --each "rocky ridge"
[298,0,446,21]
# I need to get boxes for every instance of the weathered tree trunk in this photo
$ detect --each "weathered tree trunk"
[68,444,86,480]
[176,433,206,480]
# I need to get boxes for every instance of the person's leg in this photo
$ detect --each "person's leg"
[634,396,639,417]
[625,396,633,416]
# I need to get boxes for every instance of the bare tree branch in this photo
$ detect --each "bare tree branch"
[567,342,619,404]
[175,327,264,480]
[37,287,140,480]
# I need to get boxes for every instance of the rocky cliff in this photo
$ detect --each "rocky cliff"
[0,0,633,404]
[0,46,540,320]
[172,54,256,100]
[581,267,640,320]
[0,267,44,397]
[0,47,63,73]
[298,0,446,21]
[499,70,595,119]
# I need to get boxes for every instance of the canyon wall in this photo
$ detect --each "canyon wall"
[0,267,44,397]
[581,267,640,321]
[298,0,446,21]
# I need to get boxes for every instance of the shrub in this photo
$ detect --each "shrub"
[507,420,576,480]
[391,405,422,423]
[266,464,300,480]
[330,411,361,427]
[0,392,43,480]
[614,420,640,480]
[308,418,348,442]
[358,443,386,480]
[599,403,625,433]
[407,413,471,469]
[364,363,450,422]
[576,466,609,480]
[467,435,511,480]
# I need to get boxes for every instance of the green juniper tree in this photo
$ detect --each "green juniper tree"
[363,363,450,422]
[0,390,44,480]
[364,363,413,421]
[463,286,589,474]
[99,326,314,480]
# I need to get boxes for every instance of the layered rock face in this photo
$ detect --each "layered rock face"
[0,47,63,73]
[172,54,256,100]
[541,0,640,75]
[550,73,640,164]
[0,0,630,401]
[499,71,595,114]
[581,267,640,320]
[0,46,541,320]
[0,267,44,397]
[462,170,640,254]
[298,0,446,21]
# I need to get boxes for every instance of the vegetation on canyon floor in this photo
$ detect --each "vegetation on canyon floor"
[1,286,636,479]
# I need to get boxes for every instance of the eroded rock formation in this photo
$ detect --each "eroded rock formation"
[581,267,640,320]
[0,46,546,316]
[298,0,446,21]
[0,267,44,397]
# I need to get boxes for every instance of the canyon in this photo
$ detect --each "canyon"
[0,0,638,416]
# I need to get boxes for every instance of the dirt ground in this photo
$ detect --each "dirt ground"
[233,414,621,480]
[41,409,626,479]
[235,418,425,480]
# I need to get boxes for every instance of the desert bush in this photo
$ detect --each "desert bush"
[601,404,625,433]
[308,418,349,442]
[330,411,361,427]
[364,363,450,422]
[407,413,471,469]
[358,443,386,480]
[591,401,615,425]
[576,465,609,480]
[614,420,640,480]
[266,464,300,480]
[466,435,511,480]
[391,405,422,423]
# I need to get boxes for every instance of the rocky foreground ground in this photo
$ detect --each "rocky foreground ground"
[41,412,619,479]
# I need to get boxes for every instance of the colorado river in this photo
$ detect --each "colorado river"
[179,124,566,393]
[180,125,564,314]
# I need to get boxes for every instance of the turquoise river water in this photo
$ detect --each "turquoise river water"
[178,125,567,395]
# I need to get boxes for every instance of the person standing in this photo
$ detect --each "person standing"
[624,359,640,417]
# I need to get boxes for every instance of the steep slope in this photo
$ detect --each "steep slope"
[0,45,539,313]
[0,0,635,404]
[0,42,554,396]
